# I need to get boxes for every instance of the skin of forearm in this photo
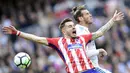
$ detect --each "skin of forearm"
[92,18,115,40]
[19,31,48,45]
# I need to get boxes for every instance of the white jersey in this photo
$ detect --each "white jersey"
[75,24,99,67]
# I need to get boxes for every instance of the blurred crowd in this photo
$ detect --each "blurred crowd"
[0,0,130,73]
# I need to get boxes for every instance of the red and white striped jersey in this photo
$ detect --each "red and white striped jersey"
[47,34,94,73]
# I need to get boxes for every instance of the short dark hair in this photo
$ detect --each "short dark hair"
[59,18,73,30]
[71,5,86,22]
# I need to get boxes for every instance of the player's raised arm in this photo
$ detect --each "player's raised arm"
[2,26,48,45]
[92,10,124,40]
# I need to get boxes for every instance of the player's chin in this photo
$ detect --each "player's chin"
[71,34,77,38]
[88,21,92,24]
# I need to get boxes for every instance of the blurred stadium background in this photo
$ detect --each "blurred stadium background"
[0,0,130,73]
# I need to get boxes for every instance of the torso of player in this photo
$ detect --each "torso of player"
[75,24,99,67]
[58,37,94,73]
[47,35,94,73]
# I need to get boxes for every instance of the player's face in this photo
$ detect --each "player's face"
[63,21,76,38]
[81,9,93,24]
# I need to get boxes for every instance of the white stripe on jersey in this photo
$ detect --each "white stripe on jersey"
[58,38,74,73]
[80,36,91,69]
[66,39,82,71]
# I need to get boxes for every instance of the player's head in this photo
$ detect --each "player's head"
[71,5,93,25]
[59,18,76,38]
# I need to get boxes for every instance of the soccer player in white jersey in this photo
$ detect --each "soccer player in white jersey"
[2,10,124,73]
[71,5,113,73]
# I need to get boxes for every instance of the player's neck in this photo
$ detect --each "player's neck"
[64,35,71,39]
[64,35,76,39]
[79,21,89,27]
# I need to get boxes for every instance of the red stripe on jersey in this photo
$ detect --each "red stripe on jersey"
[76,49,87,70]
[87,58,94,68]
[63,38,78,73]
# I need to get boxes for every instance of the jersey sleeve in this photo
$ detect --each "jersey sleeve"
[81,33,92,43]
[46,38,59,50]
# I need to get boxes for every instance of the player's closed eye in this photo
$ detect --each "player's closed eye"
[68,25,75,28]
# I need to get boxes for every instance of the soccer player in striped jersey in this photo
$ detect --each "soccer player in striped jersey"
[71,5,120,73]
[2,10,124,73]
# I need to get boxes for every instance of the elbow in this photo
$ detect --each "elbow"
[33,37,44,44]
[86,50,99,57]
[36,37,48,45]
[36,39,42,43]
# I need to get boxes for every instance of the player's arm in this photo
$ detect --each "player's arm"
[92,10,124,40]
[19,31,48,45]
[2,26,49,45]
[86,49,107,58]
[86,50,99,57]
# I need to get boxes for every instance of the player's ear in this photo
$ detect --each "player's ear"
[61,27,65,34]
[78,16,83,22]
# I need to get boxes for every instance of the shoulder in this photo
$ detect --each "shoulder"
[47,37,61,43]
[79,33,92,41]
[76,24,88,30]
[75,24,83,29]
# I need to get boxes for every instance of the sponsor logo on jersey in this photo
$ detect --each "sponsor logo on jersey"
[68,44,82,50]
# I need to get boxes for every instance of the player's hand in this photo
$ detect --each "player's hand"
[2,26,18,35]
[98,49,107,58]
[112,10,124,22]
